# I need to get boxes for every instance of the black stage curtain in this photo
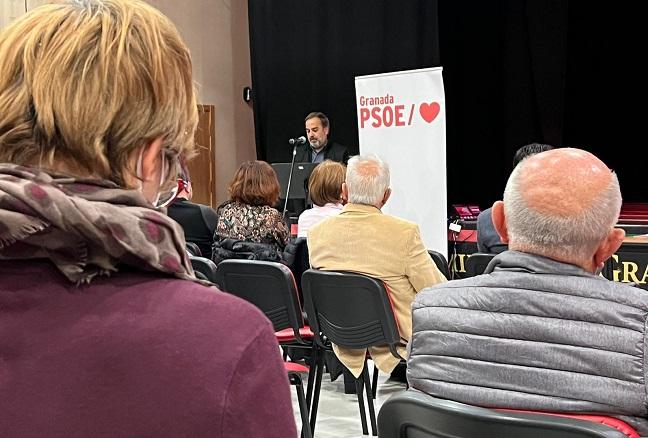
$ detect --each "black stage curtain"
[440,0,646,206]
[248,0,440,163]
[439,0,569,207]
[561,3,645,203]
[249,1,646,207]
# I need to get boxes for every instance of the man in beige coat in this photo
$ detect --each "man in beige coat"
[308,154,447,378]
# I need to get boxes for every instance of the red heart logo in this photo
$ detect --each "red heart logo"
[419,102,440,123]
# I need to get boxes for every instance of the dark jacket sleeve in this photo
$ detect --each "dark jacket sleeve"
[341,146,350,165]
[294,145,309,163]
[328,142,349,164]
[199,204,219,235]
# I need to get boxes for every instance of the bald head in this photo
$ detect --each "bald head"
[345,155,390,207]
[498,148,622,269]
[519,149,613,217]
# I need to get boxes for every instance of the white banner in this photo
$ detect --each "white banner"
[355,67,447,256]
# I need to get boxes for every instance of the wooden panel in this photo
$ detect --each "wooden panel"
[188,105,216,207]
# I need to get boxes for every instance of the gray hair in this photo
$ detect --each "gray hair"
[346,155,390,206]
[503,164,622,261]
[305,111,329,129]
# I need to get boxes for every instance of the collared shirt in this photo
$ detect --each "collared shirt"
[310,147,325,163]
[297,202,343,237]
[310,141,328,163]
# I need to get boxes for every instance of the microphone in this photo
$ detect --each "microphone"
[288,136,307,145]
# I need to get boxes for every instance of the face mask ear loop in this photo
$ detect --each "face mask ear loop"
[154,149,181,209]
[159,148,167,187]
[136,147,167,207]
[150,149,167,206]
[135,148,144,190]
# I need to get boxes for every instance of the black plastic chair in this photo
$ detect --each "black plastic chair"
[215,260,317,438]
[189,256,218,284]
[292,237,310,301]
[302,269,405,436]
[287,362,313,438]
[185,241,202,257]
[464,253,496,277]
[378,391,632,438]
[215,260,311,340]
[427,250,450,280]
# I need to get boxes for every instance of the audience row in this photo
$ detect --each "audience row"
[1,1,646,437]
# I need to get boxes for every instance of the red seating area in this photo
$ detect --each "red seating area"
[619,203,648,224]
[498,409,640,438]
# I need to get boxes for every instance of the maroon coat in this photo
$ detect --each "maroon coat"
[0,260,297,438]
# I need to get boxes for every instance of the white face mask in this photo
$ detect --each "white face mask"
[135,148,179,208]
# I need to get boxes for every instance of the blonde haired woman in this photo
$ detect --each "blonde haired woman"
[297,160,346,237]
[0,1,295,437]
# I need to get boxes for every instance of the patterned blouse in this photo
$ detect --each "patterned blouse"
[215,201,289,249]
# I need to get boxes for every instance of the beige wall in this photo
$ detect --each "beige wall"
[1,0,256,204]
[147,0,256,204]
[0,0,47,29]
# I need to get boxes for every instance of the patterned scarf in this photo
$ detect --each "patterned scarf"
[0,164,196,284]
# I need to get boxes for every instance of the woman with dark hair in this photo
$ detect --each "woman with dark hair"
[212,160,289,262]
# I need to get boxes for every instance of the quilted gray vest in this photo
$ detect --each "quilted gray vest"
[408,251,648,436]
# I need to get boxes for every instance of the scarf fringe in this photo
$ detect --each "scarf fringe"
[0,222,48,250]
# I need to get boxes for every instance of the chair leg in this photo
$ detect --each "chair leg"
[371,364,378,399]
[308,349,325,435]
[289,372,313,438]
[355,372,369,435]
[363,365,377,436]
[305,345,318,410]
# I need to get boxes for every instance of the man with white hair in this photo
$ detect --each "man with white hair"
[408,148,648,435]
[308,154,446,381]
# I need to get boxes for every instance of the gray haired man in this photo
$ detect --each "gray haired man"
[408,148,648,436]
[308,155,446,380]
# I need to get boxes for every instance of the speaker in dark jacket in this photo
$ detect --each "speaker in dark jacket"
[294,141,349,164]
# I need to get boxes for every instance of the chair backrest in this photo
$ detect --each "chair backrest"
[185,241,202,257]
[292,237,310,299]
[216,260,304,333]
[378,391,632,438]
[427,250,450,279]
[189,256,218,284]
[301,269,402,355]
[464,253,496,277]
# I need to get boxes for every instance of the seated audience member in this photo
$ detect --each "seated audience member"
[212,160,289,263]
[408,148,648,435]
[477,142,554,253]
[0,1,296,437]
[308,155,447,380]
[297,159,345,237]
[167,163,219,256]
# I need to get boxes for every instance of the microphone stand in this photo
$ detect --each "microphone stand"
[282,142,298,220]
